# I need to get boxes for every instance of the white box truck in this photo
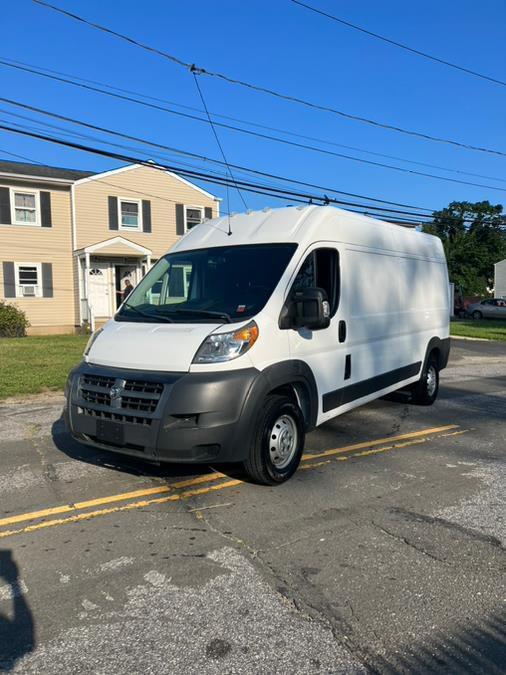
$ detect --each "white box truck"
[65,205,450,484]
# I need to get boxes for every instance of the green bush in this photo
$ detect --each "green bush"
[0,301,30,337]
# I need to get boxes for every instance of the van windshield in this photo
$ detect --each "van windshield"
[116,243,297,323]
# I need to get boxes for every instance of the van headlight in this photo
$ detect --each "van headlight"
[193,321,259,363]
[84,328,104,356]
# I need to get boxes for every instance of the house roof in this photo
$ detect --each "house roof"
[0,159,95,181]
[0,159,219,199]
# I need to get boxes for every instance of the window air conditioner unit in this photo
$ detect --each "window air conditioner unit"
[21,285,37,297]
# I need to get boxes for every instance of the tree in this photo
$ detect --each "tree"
[423,201,506,295]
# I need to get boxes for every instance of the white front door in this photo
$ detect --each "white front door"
[88,262,111,317]
[286,245,346,424]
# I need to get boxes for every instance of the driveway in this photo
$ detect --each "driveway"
[0,339,504,673]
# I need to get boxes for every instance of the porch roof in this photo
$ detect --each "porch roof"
[76,236,152,257]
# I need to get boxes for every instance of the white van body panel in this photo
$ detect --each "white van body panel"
[171,205,448,424]
[85,205,449,428]
[87,320,222,372]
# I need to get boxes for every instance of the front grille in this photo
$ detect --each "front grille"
[78,406,152,427]
[81,374,115,389]
[123,380,163,395]
[82,389,111,406]
[121,395,158,414]
[78,373,164,418]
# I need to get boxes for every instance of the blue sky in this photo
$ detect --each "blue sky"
[1,0,505,215]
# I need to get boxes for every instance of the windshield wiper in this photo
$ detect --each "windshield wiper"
[166,308,232,323]
[121,303,174,322]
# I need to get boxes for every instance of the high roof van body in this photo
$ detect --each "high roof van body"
[65,206,450,484]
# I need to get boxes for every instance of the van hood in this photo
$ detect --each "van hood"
[86,321,221,372]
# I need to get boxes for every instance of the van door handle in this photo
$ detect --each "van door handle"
[338,320,346,343]
[344,354,351,380]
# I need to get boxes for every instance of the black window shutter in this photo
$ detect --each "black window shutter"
[0,187,11,224]
[108,196,118,230]
[2,262,16,297]
[40,191,52,227]
[41,263,53,298]
[175,203,185,235]
[204,207,213,220]
[142,200,152,233]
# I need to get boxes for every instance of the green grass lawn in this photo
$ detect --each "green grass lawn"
[451,319,506,342]
[1,323,504,401]
[0,334,88,400]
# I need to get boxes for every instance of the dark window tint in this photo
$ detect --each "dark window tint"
[291,248,340,316]
[118,244,297,323]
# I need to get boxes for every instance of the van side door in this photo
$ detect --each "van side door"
[284,246,346,423]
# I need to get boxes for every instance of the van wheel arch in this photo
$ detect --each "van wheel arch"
[423,337,450,373]
[270,381,313,431]
[241,361,318,436]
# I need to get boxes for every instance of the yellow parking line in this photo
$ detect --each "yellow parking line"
[302,424,458,462]
[0,471,226,528]
[0,480,242,540]
[0,424,459,536]
[303,429,469,466]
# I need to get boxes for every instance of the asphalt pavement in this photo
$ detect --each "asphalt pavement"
[0,338,504,673]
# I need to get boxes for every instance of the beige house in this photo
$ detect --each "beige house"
[0,160,220,334]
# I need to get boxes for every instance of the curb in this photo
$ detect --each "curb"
[451,335,494,342]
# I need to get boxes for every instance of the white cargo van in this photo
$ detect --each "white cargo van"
[65,206,450,484]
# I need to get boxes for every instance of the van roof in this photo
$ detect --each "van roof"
[172,205,445,261]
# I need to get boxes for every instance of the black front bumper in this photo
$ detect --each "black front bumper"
[65,361,260,464]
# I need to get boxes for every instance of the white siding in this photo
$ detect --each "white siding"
[494,259,506,298]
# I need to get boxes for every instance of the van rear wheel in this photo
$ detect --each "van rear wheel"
[242,394,305,485]
[410,355,439,406]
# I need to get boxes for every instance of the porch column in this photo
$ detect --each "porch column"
[76,254,83,327]
[84,252,94,332]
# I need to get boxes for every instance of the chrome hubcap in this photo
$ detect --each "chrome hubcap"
[426,365,437,397]
[269,414,298,469]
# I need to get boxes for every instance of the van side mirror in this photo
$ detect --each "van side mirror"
[279,287,331,331]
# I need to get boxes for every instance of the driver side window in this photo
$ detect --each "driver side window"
[291,248,340,316]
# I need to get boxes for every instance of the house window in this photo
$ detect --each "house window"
[119,199,141,230]
[185,206,204,232]
[15,263,41,297]
[10,190,40,226]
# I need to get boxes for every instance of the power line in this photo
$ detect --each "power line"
[0,143,231,212]
[31,0,506,158]
[0,115,432,225]
[290,0,506,88]
[0,110,498,226]
[0,121,434,225]
[2,57,504,185]
[2,63,506,197]
[0,95,443,215]
[5,122,501,230]
[191,69,247,228]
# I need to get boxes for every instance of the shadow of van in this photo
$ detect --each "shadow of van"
[50,415,238,482]
[0,550,35,671]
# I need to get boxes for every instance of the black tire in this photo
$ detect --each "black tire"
[410,354,439,406]
[242,394,305,485]
[472,310,483,320]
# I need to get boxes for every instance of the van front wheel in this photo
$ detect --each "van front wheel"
[410,356,439,406]
[242,394,305,485]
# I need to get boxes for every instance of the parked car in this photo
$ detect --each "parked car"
[467,298,506,320]
[65,206,450,485]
